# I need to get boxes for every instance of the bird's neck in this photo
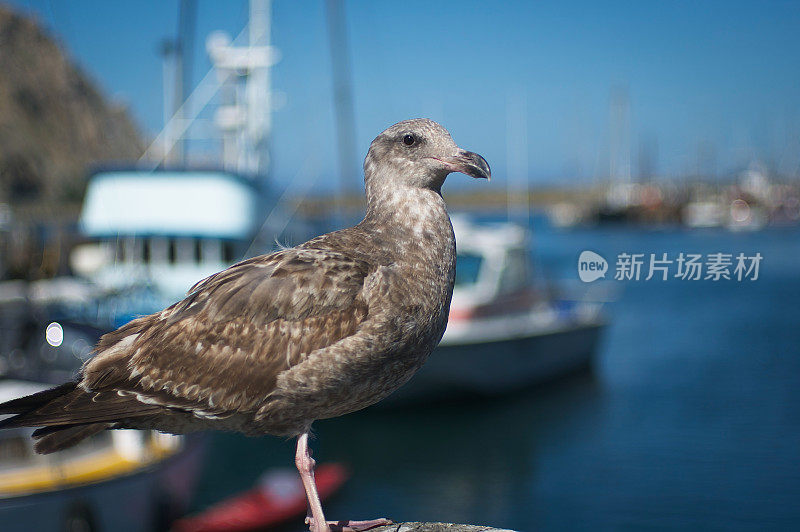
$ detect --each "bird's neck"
[363,185,451,240]
[360,185,456,294]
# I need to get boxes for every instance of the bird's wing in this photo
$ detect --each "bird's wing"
[79,246,375,418]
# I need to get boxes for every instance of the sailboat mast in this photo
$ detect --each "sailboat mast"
[247,0,272,180]
[325,0,358,225]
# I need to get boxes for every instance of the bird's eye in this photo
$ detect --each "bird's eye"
[403,134,415,146]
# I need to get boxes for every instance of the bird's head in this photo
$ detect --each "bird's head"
[364,118,491,196]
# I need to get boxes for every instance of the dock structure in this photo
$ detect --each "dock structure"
[372,523,515,532]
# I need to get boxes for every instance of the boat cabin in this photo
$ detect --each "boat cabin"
[450,216,538,320]
[71,170,260,301]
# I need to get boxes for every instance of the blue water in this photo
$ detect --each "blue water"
[195,222,800,531]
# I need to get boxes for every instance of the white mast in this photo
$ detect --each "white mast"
[208,0,279,178]
[506,90,529,223]
[144,1,280,179]
[609,86,631,183]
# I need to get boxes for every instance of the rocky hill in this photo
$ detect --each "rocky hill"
[0,4,143,213]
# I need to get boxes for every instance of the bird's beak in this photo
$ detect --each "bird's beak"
[443,150,492,181]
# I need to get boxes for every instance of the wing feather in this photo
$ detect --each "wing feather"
[80,246,374,420]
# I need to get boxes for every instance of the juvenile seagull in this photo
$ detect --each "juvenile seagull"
[0,118,490,532]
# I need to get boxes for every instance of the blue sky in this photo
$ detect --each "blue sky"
[7,0,800,190]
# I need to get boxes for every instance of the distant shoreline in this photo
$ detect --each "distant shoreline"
[294,186,604,217]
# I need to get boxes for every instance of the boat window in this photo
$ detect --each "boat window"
[176,238,194,264]
[121,236,143,264]
[168,239,177,264]
[150,237,169,264]
[223,241,236,263]
[498,248,530,294]
[455,253,483,286]
[201,239,223,264]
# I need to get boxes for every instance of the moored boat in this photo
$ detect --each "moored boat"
[386,216,606,404]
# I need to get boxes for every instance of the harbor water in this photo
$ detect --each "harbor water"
[191,219,799,531]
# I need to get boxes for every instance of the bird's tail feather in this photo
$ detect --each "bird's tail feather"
[32,423,110,454]
[0,382,108,453]
[0,381,160,454]
[0,382,77,415]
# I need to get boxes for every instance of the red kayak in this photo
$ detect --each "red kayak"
[173,463,349,532]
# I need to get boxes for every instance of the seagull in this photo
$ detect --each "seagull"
[0,118,490,532]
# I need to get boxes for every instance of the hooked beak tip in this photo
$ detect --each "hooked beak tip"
[446,150,491,181]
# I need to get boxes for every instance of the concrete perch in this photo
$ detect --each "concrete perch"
[371,523,515,532]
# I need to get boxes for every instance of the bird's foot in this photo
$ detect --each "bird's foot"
[305,516,393,532]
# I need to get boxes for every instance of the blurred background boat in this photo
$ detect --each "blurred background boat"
[388,215,606,404]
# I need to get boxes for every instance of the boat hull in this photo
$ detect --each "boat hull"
[0,435,206,532]
[384,320,605,405]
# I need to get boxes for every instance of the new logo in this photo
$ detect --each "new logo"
[578,250,608,282]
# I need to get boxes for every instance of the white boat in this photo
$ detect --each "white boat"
[683,200,726,228]
[0,379,205,532]
[387,216,606,404]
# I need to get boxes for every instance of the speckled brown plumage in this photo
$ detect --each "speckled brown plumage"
[0,118,491,458]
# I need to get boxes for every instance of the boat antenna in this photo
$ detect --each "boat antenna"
[174,0,197,166]
[506,89,530,227]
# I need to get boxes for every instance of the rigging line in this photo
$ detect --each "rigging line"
[242,154,321,259]
[139,24,250,168]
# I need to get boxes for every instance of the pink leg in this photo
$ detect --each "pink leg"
[295,433,393,532]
